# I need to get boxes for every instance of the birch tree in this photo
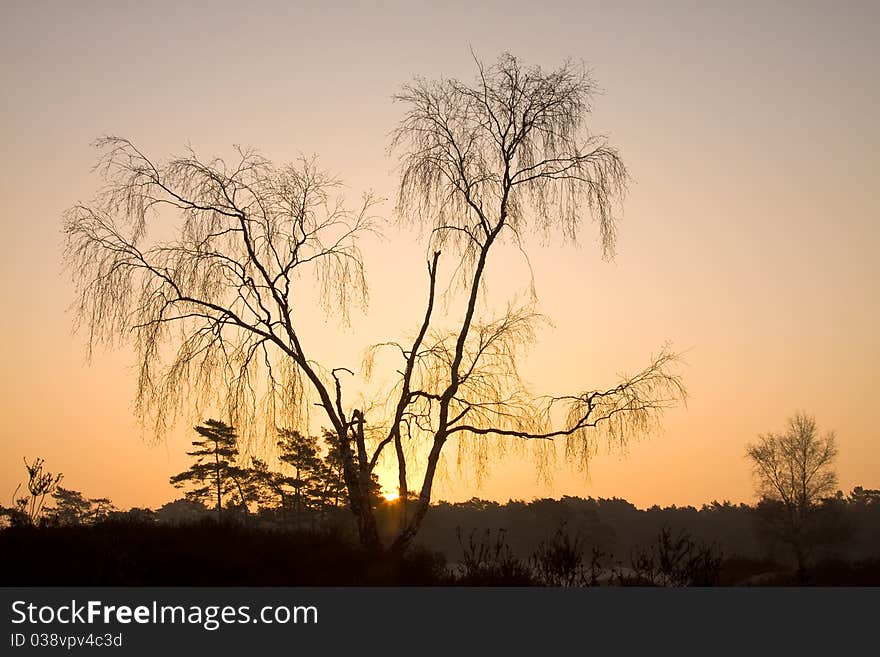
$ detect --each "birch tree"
[64,53,685,551]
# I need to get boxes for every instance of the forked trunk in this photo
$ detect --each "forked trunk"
[335,426,382,552]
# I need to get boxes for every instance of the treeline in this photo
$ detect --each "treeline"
[415,491,880,574]
[4,419,879,585]
[166,420,367,529]
[12,487,879,564]
[3,490,878,586]
[0,421,375,534]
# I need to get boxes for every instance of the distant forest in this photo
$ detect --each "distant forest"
[4,419,878,586]
[3,462,878,586]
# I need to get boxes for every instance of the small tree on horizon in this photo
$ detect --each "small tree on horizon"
[317,429,354,511]
[243,457,291,511]
[170,420,249,521]
[4,458,64,526]
[277,429,323,527]
[746,412,839,581]
[48,487,116,525]
[275,429,380,526]
[238,430,369,527]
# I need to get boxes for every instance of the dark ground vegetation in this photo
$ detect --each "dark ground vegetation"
[3,490,878,586]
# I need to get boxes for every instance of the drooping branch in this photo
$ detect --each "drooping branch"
[448,346,685,461]
[392,53,627,262]
[63,136,376,442]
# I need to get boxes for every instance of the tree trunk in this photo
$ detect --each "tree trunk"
[294,467,301,530]
[214,440,222,522]
[232,473,249,516]
[795,545,808,585]
[335,426,381,552]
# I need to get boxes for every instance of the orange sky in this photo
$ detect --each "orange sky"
[2,1,878,511]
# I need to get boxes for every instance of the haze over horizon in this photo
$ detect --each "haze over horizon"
[2,1,878,512]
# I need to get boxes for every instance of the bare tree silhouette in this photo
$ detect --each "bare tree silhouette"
[381,52,685,550]
[10,458,64,526]
[63,52,685,552]
[746,412,839,581]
